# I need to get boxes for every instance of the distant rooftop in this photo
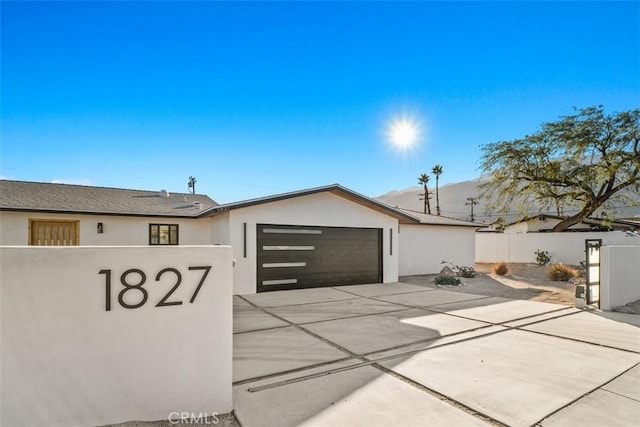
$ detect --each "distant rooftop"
[395,208,482,227]
[0,180,218,217]
[504,213,640,231]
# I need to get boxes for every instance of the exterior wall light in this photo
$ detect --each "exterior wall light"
[97,222,104,234]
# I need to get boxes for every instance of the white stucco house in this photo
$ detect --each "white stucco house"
[0,180,479,294]
[0,180,218,246]
[501,214,639,234]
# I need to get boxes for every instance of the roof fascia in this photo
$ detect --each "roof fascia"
[205,184,420,223]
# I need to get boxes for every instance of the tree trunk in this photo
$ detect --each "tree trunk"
[423,185,427,214]
[435,177,440,216]
[551,213,586,232]
[425,186,431,214]
[551,192,613,231]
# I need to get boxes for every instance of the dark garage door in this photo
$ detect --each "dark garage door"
[257,224,382,292]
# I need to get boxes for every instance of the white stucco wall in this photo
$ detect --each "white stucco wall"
[399,224,476,276]
[476,231,637,265]
[1,246,233,426]
[600,245,640,311]
[0,211,211,245]
[210,211,231,245]
[504,218,592,234]
[217,192,399,295]
[503,221,530,234]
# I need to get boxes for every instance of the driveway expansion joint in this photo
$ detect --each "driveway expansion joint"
[514,325,640,355]
[240,323,506,393]
[233,324,291,335]
[237,294,367,359]
[329,284,438,298]
[291,307,413,326]
[532,361,640,426]
[601,388,640,404]
[372,362,508,427]
[361,323,499,358]
[245,295,362,309]
[233,356,356,387]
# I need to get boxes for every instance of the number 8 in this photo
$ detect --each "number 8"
[118,269,148,309]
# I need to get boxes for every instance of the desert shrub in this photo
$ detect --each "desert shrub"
[434,275,462,286]
[535,250,551,266]
[547,263,579,281]
[456,266,477,278]
[492,262,509,275]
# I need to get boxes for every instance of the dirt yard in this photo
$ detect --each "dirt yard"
[401,263,577,306]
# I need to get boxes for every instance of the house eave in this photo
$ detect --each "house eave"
[204,184,420,224]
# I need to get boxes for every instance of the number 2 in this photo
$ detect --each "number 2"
[155,268,182,307]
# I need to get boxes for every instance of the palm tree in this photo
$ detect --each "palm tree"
[417,173,431,214]
[431,164,443,216]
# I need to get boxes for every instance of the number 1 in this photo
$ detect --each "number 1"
[99,269,112,311]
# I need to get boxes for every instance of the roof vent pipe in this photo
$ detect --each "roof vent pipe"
[194,201,202,210]
[159,189,170,197]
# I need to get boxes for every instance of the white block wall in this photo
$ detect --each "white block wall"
[1,246,233,426]
[476,231,637,265]
[600,245,640,311]
[399,224,476,276]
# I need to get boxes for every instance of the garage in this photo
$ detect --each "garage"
[257,224,382,292]
[207,184,418,295]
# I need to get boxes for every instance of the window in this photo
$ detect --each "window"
[29,219,79,246]
[149,224,179,245]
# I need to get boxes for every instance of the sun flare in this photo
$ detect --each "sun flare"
[387,117,420,149]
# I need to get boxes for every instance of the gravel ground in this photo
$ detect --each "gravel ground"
[401,263,577,306]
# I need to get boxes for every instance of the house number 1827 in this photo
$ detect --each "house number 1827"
[98,266,212,311]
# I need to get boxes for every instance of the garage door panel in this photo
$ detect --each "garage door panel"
[260,272,380,289]
[257,224,382,292]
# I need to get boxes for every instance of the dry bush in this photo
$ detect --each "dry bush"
[547,263,579,281]
[492,262,509,275]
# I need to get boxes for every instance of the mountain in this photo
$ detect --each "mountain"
[376,177,640,224]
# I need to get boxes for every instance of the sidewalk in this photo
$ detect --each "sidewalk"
[233,283,640,426]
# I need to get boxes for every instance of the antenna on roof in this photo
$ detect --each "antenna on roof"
[188,176,197,195]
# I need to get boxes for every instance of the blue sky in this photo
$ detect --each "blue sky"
[2,1,638,204]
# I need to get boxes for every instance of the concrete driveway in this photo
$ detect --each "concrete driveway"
[233,283,640,426]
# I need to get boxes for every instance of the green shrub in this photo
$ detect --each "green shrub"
[492,262,509,275]
[456,266,477,278]
[547,263,578,281]
[434,275,462,286]
[535,250,551,266]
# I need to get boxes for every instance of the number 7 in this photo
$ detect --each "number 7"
[188,266,212,303]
